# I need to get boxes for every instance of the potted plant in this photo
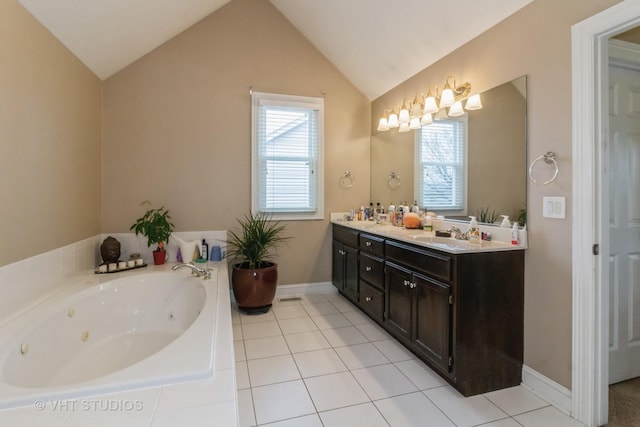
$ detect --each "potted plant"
[130,201,175,265]
[227,212,289,314]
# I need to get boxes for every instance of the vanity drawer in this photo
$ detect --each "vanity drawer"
[359,280,384,323]
[360,233,384,257]
[359,253,384,289]
[333,224,359,247]
[385,240,452,282]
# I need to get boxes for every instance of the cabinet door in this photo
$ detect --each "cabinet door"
[385,262,413,341]
[331,241,345,291]
[343,245,358,302]
[413,273,452,374]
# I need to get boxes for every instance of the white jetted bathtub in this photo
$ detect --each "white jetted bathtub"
[0,270,218,409]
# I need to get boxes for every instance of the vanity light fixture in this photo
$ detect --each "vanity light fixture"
[376,75,482,132]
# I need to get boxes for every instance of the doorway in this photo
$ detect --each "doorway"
[572,1,640,426]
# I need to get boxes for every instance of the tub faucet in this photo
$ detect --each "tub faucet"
[172,262,213,280]
[448,225,469,240]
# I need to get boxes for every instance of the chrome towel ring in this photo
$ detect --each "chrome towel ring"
[388,172,401,189]
[340,171,355,188]
[529,151,559,185]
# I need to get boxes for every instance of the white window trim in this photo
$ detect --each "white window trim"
[413,116,468,216]
[251,91,324,221]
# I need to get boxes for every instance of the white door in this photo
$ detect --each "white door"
[608,62,640,385]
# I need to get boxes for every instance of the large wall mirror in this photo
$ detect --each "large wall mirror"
[370,75,527,225]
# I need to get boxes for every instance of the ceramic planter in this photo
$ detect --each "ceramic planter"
[152,250,166,265]
[232,262,277,314]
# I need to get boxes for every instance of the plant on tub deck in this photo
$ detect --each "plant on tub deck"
[227,212,289,314]
[130,201,175,265]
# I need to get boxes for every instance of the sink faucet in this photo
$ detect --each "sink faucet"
[448,225,469,240]
[172,262,213,280]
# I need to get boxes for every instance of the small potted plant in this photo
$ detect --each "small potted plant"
[227,212,289,314]
[130,201,175,265]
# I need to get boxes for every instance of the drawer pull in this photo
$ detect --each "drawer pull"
[365,296,372,302]
[365,241,372,247]
[365,266,372,272]
[410,282,417,289]
[403,280,409,286]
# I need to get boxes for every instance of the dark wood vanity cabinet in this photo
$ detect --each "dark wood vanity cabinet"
[331,223,524,396]
[331,226,359,303]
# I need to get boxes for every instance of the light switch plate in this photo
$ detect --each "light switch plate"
[543,196,566,219]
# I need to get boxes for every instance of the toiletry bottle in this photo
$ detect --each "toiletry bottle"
[511,223,520,245]
[412,200,419,213]
[201,239,209,260]
[388,202,395,225]
[358,206,364,221]
[500,215,511,228]
[468,216,480,243]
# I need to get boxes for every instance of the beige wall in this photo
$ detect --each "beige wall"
[372,0,622,389]
[0,1,102,267]
[102,0,371,285]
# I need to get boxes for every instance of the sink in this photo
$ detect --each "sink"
[407,233,513,251]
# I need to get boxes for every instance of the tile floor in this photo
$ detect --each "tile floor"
[232,290,586,427]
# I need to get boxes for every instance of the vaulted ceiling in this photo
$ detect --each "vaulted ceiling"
[18,0,533,100]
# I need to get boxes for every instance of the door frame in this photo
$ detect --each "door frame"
[572,1,640,426]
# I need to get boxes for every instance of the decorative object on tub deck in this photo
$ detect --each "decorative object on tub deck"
[227,212,290,314]
[100,236,121,264]
[172,235,202,264]
[130,200,175,265]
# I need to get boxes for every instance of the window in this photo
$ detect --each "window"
[251,92,324,220]
[415,117,468,215]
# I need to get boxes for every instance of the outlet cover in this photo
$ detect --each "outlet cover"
[543,196,566,219]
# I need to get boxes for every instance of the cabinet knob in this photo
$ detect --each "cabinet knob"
[365,296,372,302]
[403,280,409,286]
[365,266,372,272]
[410,282,417,289]
[365,241,372,247]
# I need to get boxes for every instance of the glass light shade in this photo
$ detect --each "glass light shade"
[439,88,454,108]
[410,103,422,118]
[448,101,464,117]
[465,93,483,110]
[409,117,421,130]
[423,96,438,114]
[387,113,399,128]
[398,108,410,124]
[377,117,389,131]
[398,122,410,133]
[421,112,433,125]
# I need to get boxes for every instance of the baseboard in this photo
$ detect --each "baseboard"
[275,282,336,297]
[521,365,572,415]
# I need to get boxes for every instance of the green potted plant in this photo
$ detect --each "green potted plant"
[130,201,175,265]
[227,212,289,314]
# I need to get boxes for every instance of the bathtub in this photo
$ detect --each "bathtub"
[0,270,218,409]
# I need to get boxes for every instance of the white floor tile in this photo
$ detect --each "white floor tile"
[237,388,256,427]
[374,392,455,427]
[310,312,352,330]
[284,330,332,353]
[278,317,319,334]
[355,323,392,341]
[319,402,389,427]
[152,400,236,427]
[242,321,282,340]
[323,291,345,302]
[272,304,308,320]
[334,342,390,370]
[299,294,329,304]
[514,406,586,427]
[260,413,323,427]
[302,302,339,316]
[236,361,251,390]
[235,340,247,362]
[351,364,418,400]
[241,311,276,324]
[373,339,415,362]
[156,370,235,411]
[233,324,244,341]
[394,359,448,390]
[232,308,241,325]
[329,298,358,313]
[423,386,508,427]
[247,354,301,387]
[342,309,373,325]
[484,385,549,416]
[304,372,370,412]
[244,335,290,360]
[252,380,316,425]
[78,414,154,427]
[321,326,369,347]
[475,418,523,427]
[293,348,348,378]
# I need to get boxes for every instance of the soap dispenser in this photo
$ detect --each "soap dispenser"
[468,216,480,243]
[511,222,520,245]
[500,215,511,228]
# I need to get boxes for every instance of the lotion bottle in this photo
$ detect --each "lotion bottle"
[468,216,480,243]
[500,215,511,228]
[511,222,520,245]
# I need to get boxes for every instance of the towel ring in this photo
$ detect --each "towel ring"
[388,172,401,189]
[340,171,355,188]
[529,151,559,185]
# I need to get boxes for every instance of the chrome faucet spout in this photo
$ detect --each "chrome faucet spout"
[447,225,469,240]
[172,262,212,280]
